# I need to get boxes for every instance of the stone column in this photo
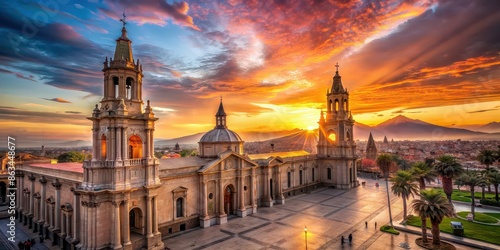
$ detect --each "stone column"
[237,173,246,217]
[28,175,35,215]
[116,127,122,161]
[111,127,116,160]
[71,188,80,244]
[122,199,131,246]
[276,167,285,204]
[122,127,127,161]
[113,201,122,249]
[153,196,159,235]
[217,178,227,224]
[17,172,24,222]
[60,213,66,237]
[145,129,151,159]
[146,196,153,238]
[39,177,47,224]
[92,127,99,160]
[65,214,71,240]
[250,172,256,213]
[149,129,154,158]
[106,128,112,161]
[53,180,62,230]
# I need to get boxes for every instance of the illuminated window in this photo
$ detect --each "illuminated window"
[328,133,336,142]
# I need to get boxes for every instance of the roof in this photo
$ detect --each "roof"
[158,157,212,170]
[216,100,226,116]
[29,162,83,173]
[199,128,243,143]
[247,150,311,160]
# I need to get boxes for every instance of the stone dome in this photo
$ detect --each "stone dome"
[199,128,242,143]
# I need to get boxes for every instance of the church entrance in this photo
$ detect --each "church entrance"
[224,185,234,215]
[129,208,143,234]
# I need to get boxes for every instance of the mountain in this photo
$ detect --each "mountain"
[155,132,205,146]
[366,115,486,141]
[478,122,500,133]
[244,130,318,154]
[155,129,302,146]
[46,140,91,148]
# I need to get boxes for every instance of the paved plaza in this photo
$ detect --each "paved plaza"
[162,178,473,250]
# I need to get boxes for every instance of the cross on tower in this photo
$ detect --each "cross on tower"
[335,62,339,72]
[120,13,127,28]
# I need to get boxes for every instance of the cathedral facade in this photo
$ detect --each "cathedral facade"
[14,25,358,250]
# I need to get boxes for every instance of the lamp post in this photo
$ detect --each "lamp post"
[304,226,308,250]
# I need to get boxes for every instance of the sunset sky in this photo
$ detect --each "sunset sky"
[1,0,499,146]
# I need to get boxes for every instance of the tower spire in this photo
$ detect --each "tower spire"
[215,98,227,128]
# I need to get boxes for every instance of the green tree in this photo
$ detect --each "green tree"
[411,189,454,245]
[487,170,500,201]
[434,155,464,207]
[377,153,394,227]
[410,161,438,191]
[57,151,86,163]
[477,149,496,192]
[455,172,487,220]
[154,151,164,159]
[390,170,419,221]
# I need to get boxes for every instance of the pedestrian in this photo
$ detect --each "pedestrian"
[31,238,36,246]
[341,235,344,245]
[18,241,24,250]
[365,221,367,228]
[348,233,352,244]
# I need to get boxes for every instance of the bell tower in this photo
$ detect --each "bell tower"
[317,63,358,189]
[84,14,160,191]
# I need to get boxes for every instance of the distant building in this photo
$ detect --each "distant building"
[383,136,389,144]
[16,22,359,250]
[366,132,378,160]
[173,143,181,153]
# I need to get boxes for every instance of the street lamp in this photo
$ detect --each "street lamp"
[304,226,308,250]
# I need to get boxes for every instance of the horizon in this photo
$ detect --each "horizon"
[1,1,499,145]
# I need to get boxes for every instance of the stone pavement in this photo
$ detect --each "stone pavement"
[0,217,59,250]
[163,178,483,250]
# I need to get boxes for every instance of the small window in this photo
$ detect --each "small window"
[287,172,291,187]
[209,193,213,199]
[299,170,303,185]
[244,186,247,191]
[176,198,183,218]
[327,168,332,180]
[312,168,315,182]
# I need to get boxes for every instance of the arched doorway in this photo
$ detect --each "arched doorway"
[0,182,6,203]
[224,185,234,215]
[128,135,143,159]
[129,208,143,234]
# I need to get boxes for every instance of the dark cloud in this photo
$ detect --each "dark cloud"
[467,108,498,114]
[42,98,71,103]
[0,106,87,125]
[65,111,83,114]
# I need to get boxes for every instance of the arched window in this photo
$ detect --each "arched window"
[346,131,351,141]
[312,168,315,182]
[335,99,339,112]
[101,134,107,160]
[287,172,291,187]
[113,77,119,98]
[329,99,333,112]
[128,135,143,159]
[126,77,134,99]
[328,132,336,142]
[176,198,183,218]
[327,168,332,180]
[299,170,303,185]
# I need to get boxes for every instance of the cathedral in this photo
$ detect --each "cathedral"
[14,24,358,250]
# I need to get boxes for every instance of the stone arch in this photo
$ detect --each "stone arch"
[224,184,236,215]
[129,207,143,234]
[128,135,143,159]
[112,76,119,98]
[126,77,134,99]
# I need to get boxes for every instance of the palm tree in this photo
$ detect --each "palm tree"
[487,170,500,201]
[455,172,487,220]
[410,161,438,191]
[377,153,394,227]
[391,170,419,221]
[411,189,454,245]
[477,149,496,192]
[434,155,464,207]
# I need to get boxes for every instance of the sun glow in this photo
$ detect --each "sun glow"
[307,126,314,131]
